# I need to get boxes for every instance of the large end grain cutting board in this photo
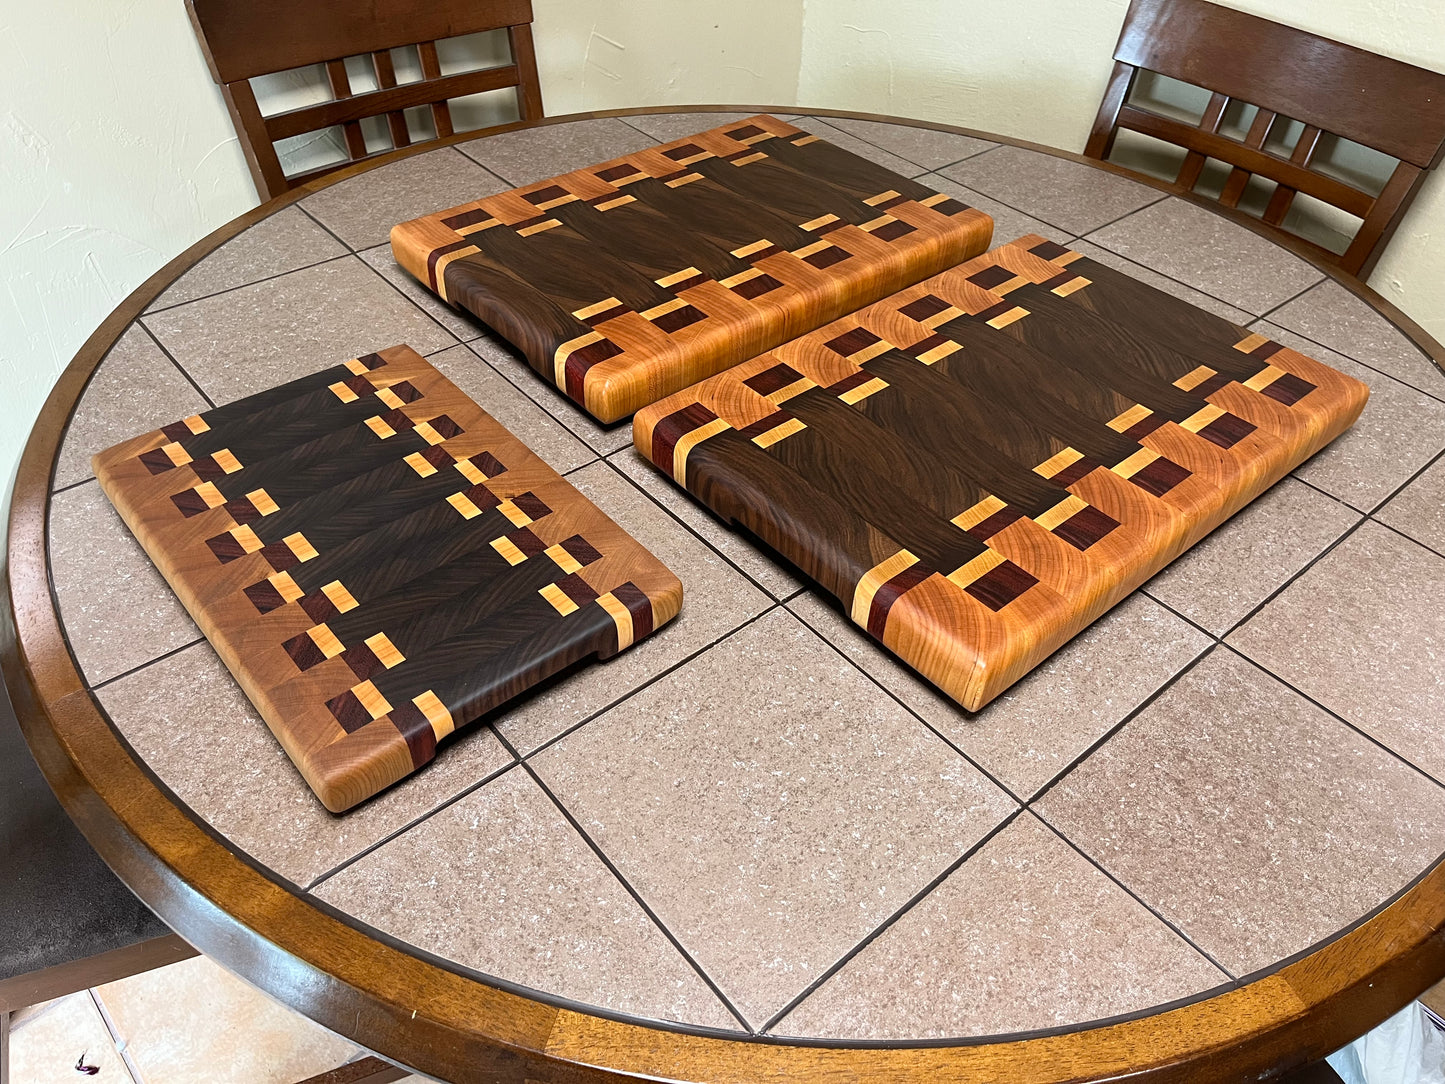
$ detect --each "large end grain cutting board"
[391,114,994,423]
[634,235,1369,712]
[94,345,682,811]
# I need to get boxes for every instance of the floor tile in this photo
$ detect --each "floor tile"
[492,460,771,754]
[97,643,512,887]
[789,117,931,178]
[313,767,738,1030]
[788,591,1209,799]
[426,344,594,475]
[8,993,131,1084]
[458,117,658,186]
[610,447,803,601]
[96,955,359,1084]
[622,112,774,143]
[1269,279,1445,400]
[1063,238,1255,325]
[773,814,1225,1039]
[941,145,1164,236]
[531,608,1016,1027]
[49,481,200,685]
[1145,477,1361,635]
[822,116,997,171]
[1228,520,1445,781]
[143,257,454,406]
[1087,198,1323,314]
[302,147,510,250]
[148,206,348,311]
[466,332,633,456]
[1037,648,1445,976]
[53,326,209,490]
[1377,454,1445,555]
[358,243,488,341]
[491,462,774,757]
[1259,324,1445,512]
[914,173,1074,249]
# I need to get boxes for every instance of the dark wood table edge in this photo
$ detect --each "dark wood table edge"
[5,103,1445,1084]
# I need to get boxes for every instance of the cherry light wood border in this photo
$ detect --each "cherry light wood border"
[5,105,1445,1084]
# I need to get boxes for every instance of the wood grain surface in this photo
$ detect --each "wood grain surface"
[92,345,681,811]
[391,115,993,422]
[635,234,1369,712]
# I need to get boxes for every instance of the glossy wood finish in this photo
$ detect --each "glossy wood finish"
[1085,0,1445,277]
[92,346,680,811]
[186,0,544,198]
[6,106,1445,1084]
[391,115,993,421]
[635,235,1367,711]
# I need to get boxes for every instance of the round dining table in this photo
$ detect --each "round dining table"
[7,105,1445,1084]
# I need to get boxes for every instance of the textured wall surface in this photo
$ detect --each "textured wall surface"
[1,0,1440,511]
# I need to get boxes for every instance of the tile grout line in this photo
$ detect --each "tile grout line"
[87,988,144,1084]
[135,321,216,411]
[495,727,758,1035]
[1254,321,1445,406]
[758,807,1028,1035]
[141,252,356,319]
[86,636,208,693]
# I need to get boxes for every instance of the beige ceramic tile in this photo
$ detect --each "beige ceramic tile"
[1259,324,1445,512]
[425,343,594,475]
[532,607,1016,1026]
[458,117,659,186]
[1063,238,1256,325]
[1228,520,1445,781]
[8,993,131,1084]
[622,112,776,143]
[789,591,1209,799]
[148,206,348,311]
[823,116,998,171]
[773,814,1225,1039]
[1145,477,1361,635]
[492,460,771,754]
[1086,198,1323,314]
[49,481,200,685]
[96,955,359,1084]
[466,332,633,456]
[914,173,1074,248]
[941,144,1164,236]
[97,643,512,887]
[302,146,510,250]
[53,325,209,490]
[789,117,931,178]
[358,243,488,341]
[610,447,803,601]
[143,257,455,407]
[1269,279,1445,400]
[1037,648,1445,976]
[1377,455,1445,555]
[314,767,738,1030]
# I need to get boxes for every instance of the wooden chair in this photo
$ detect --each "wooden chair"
[1085,0,1445,278]
[185,0,544,200]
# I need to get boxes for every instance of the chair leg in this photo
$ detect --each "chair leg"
[291,1054,410,1084]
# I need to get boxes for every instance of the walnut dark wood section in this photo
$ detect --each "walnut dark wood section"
[92,345,681,811]
[1085,0,1445,277]
[185,0,544,197]
[636,235,1368,711]
[391,115,994,422]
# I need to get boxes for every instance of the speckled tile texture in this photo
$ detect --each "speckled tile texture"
[1377,455,1445,554]
[788,116,932,178]
[458,117,659,185]
[915,172,1075,248]
[823,115,998,171]
[97,644,512,887]
[313,767,739,1030]
[1063,237,1255,325]
[531,608,1016,1026]
[942,144,1164,236]
[1038,649,1445,976]
[1087,198,1324,314]
[358,242,488,341]
[622,112,780,143]
[774,814,1226,1039]
[1228,521,1445,781]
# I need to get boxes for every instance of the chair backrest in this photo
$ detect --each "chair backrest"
[1085,0,1445,278]
[186,0,544,199]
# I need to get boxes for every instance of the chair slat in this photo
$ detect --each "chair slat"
[370,50,412,149]
[1175,90,1229,190]
[509,23,544,122]
[1218,108,1276,208]
[417,42,454,138]
[1262,124,1321,225]
[325,59,369,160]
[1342,161,1427,276]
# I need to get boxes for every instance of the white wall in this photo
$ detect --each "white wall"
[1,0,1440,506]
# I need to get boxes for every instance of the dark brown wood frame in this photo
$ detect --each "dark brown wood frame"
[184,0,544,199]
[5,105,1445,1084]
[1084,0,1445,279]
